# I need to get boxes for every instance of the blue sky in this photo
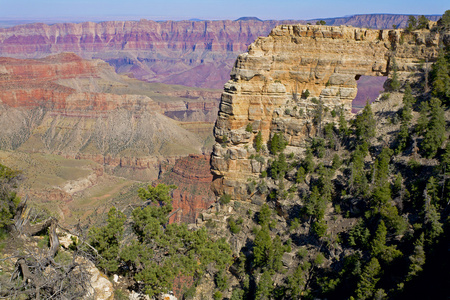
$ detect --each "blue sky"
[0,0,447,21]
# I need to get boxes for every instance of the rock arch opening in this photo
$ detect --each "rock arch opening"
[352,75,388,112]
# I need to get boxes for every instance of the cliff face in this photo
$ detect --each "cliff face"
[0,20,293,89]
[211,24,447,199]
[156,154,215,223]
[1,15,439,90]
[0,53,204,180]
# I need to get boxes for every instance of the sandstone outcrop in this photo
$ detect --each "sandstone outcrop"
[211,24,448,199]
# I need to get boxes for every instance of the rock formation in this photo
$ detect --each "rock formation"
[157,154,215,224]
[0,53,204,181]
[211,24,448,199]
[0,15,441,89]
[0,20,291,89]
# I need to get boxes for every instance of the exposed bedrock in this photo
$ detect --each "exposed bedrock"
[0,16,442,89]
[0,53,204,180]
[156,154,215,224]
[211,24,448,200]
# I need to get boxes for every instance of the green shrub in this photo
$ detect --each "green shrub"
[302,89,310,99]
[213,291,223,300]
[219,194,231,205]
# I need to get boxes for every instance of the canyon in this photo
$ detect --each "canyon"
[0,53,220,223]
[0,15,445,224]
[1,12,449,299]
[0,15,440,90]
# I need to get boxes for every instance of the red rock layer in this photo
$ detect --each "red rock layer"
[0,20,285,56]
[157,154,214,224]
[0,20,299,89]
[0,53,161,113]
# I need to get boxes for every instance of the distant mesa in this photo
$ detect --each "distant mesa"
[235,17,262,22]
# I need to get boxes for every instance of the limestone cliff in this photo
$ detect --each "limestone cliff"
[211,24,448,199]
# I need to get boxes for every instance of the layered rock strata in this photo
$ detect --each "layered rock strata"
[157,154,215,223]
[0,20,292,89]
[211,24,447,199]
[1,15,440,89]
[0,53,203,180]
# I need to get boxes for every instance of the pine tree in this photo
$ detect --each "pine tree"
[253,226,273,267]
[431,49,450,103]
[354,102,376,145]
[417,15,429,29]
[439,10,450,30]
[255,131,263,152]
[370,220,387,257]
[0,164,21,231]
[339,105,349,138]
[89,207,126,273]
[401,83,414,122]
[390,58,401,91]
[407,233,425,280]
[269,132,287,154]
[421,98,445,158]
[406,15,417,32]
[355,258,381,300]
[415,101,430,135]
[255,271,274,300]
[287,264,306,299]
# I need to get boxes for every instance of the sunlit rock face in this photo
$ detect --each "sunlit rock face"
[211,24,446,200]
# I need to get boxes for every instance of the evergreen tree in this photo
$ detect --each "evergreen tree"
[339,106,349,138]
[305,185,327,220]
[296,166,306,183]
[255,271,274,300]
[355,258,381,300]
[431,49,450,103]
[0,164,21,231]
[255,131,263,152]
[416,101,430,135]
[401,83,414,122]
[269,132,287,154]
[354,102,376,145]
[303,150,315,173]
[439,10,450,30]
[406,233,425,280]
[89,207,126,273]
[390,58,401,91]
[350,145,370,197]
[253,226,273,268]
[117,184,233,297]
[421,98,445,158]
[370,220,387,257]
[270,153,288,180]
[396,85,415,153]
[417,15,429,29]
[258,203,272,226]
[287,264,306,299]
[406,15,417,32]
